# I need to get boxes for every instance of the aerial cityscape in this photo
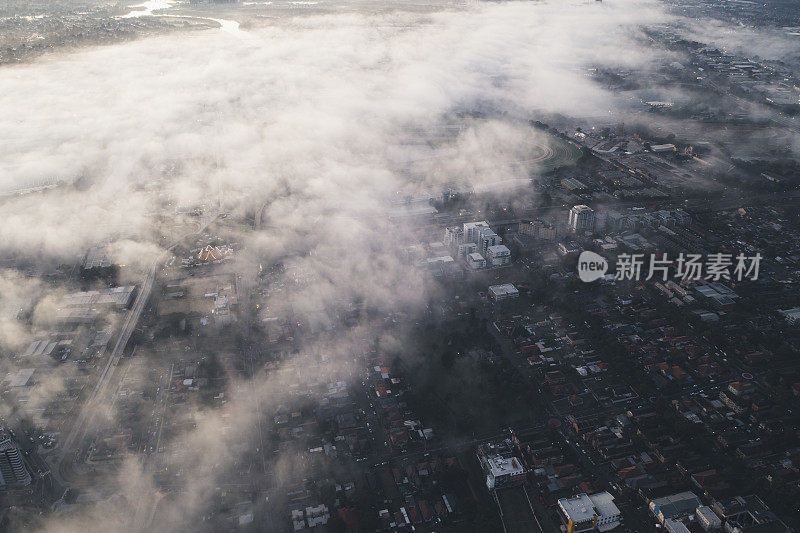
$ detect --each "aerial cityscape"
[0,0,799,532]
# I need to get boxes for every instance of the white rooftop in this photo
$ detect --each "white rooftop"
[487,244,510,254]
[588,491,620,518]
[487,455,524,478]
[6,368,35,388]
[489,283,518,296]
[559,492,620,523]
[559,493,597,523]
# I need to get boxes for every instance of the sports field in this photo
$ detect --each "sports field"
[522,134,584,173]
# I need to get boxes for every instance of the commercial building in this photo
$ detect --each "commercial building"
[557,492,621,533]
[665,518,691,533]
[476,440,526,491]
[568,205,596,233]
[486,244,511,267]
[649,492,701,524]
[488,284,519,301]
[519,219,557,241]
[712,495,790,533]
[696,505,722,531]
[481,455,525,491]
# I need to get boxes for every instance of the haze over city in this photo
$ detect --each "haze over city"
[0,0,799,532]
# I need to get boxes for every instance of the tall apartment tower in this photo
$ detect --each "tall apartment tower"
[0,430,32,487]
[568,205,596,233]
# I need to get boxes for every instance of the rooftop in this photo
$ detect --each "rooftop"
[486,455,524,478]
[558,493,597,523]
[488,283,518,296]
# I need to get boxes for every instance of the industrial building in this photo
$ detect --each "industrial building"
[557,492,621,533]
[695,284,739,310]
[60,286,137,311]
[562,177,588,192]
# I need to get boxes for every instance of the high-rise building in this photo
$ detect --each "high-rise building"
[443,226,463,246]
[0,429,32,488]
[463,221,491,244]
[568,205,596,233]
[463,221,502,252]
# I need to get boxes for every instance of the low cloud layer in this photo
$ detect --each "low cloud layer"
[0,0,669,264]
[5,0,784,531]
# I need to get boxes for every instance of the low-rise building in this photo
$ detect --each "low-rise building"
[696,505,722,531]
[476,440,526,490]
[665,518,691,533]
[649,491,701,524]
[488,283,519,301]
[487,244,511,267]
[557,492,621,533]
[778,307,800,326]
[458,242,477,258]
[467,252,486,269]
